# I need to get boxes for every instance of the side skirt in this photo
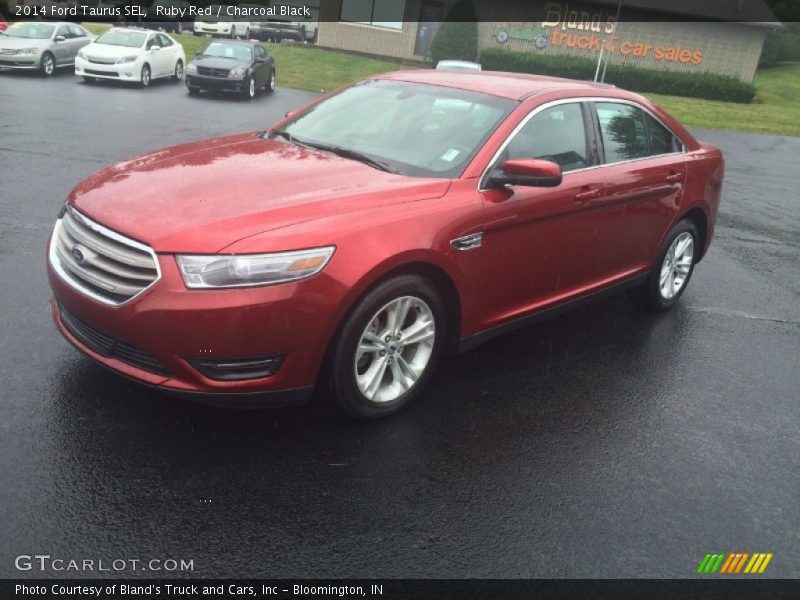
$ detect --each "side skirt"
[457,273,649,354]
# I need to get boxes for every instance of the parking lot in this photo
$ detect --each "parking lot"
[1,69,798,578]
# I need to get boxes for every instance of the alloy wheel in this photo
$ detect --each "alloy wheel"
[42,54,54,76]
[354,296,436,403]
[174,61,183,81]
[659,232,694,300]
[141,65,150,87]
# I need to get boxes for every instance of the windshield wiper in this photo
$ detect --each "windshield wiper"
[298,140,399,173]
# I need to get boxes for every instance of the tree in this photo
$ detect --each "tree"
[428,0,479,64]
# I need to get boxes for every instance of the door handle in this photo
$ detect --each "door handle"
[575,187,602,202]
[665,171,683,183]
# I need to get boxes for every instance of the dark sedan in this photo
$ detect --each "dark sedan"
[185,40,275,100]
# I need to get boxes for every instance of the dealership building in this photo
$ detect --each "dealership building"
[317,0,778,82]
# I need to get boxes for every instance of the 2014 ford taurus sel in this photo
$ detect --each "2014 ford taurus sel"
[47,70,724,419]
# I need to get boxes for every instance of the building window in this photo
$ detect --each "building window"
[340,0,406,30]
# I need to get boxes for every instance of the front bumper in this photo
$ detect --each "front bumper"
[75,56,142,82]
[0,55,40,69]
[47,240,342,405]
[186,73,246,92]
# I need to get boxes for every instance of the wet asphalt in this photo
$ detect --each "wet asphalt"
[0,69,798,579]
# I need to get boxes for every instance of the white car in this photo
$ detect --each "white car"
[193,4,252,39]
[75,28,186,87]
[435,60,482,71]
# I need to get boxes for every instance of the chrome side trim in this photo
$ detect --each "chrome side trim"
[478,96,687,192]
[451,232,483,251]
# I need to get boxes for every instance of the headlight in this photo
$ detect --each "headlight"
[186,62,197,74]
[176,247,335,289]
[77,50,86,60]
[116,55,138,64]
[228,65,247,79]
[19,48,39,55]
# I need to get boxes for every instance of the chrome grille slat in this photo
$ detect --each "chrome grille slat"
[50,206,160,306]
[61,211,153,268]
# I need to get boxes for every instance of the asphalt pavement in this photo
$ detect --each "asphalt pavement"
[0,69,798,578]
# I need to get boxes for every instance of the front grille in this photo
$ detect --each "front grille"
[197,66,230,78]
[50,205,159,305]
[87,56,116,64]
[85,68,118,77]
[58,303,170,377]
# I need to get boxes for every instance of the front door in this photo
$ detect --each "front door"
[477,101,607,331]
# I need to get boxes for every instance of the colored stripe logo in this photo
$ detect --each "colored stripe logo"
[696,552,773,574]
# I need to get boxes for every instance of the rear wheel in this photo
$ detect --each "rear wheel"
[265,69,275,93]
[629,219,699,310]
[328,275,445,420]
[40,52,55,77]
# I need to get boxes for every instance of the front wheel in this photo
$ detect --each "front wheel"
[243,74,256,100]
[172,59,183,81]
[629,219,699,310]
[140,63,151,88]
[40,52,55,77]
[328,275,445,420]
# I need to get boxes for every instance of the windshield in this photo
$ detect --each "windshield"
[274,80,514,179]
[95,30,146,48]
[202,42,252,62]
[3,23,55,39]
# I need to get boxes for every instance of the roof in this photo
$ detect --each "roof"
[376,69,621,101]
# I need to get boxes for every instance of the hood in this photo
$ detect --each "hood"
[0,36,51,50]
[82,43,143,60]
[69,133,451,253]
[192,55,248,70]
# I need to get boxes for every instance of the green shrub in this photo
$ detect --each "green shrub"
[479,48,756,104]
[759,23,800,67]
[429,0,478,64]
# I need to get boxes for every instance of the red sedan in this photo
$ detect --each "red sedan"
[47,70,724,419]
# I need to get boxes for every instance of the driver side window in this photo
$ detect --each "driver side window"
[146,36,160,50]
[504,103,590,173]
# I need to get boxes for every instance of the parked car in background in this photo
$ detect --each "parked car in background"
[251,16,316,43]
[47,71,723,419]
[75,27,185,87]
[0,21,93,76]
[436,60,482,71]
[193,4,251,39]
[186,39,274,99]
[128,0,194,34]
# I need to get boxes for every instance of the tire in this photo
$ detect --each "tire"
[244,27,250,40]
[328,275,446,420]
[40,52,55,77]
[629,219,699,311]
[172,59,183,81]
[187,86,200,96]
[243,74,256,100]
[229,28,235,39]
[265,69,275,93]
[140,63,151,88]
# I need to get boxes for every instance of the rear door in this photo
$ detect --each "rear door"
[589,101,687,280]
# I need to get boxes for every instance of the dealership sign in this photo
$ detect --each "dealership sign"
[492,1,705,65]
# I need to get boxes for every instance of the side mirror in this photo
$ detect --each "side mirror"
[54,36,66,43]
[284,110,298,119]
[152,46,161,52]
[195,52,203,57]
[488,158,562,188]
